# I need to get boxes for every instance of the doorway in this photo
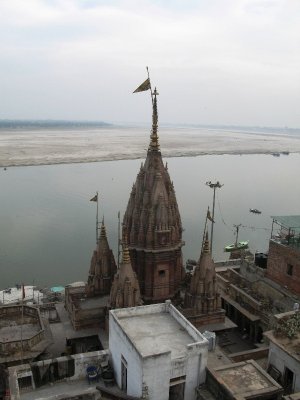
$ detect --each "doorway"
[121,355,128,392]
[283,367,294,394]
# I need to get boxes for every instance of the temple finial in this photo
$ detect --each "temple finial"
[203,231,210,254]
[100,217,106,239]
[202,231,210,254]
[122,235,131,264]
[148,88,160,152]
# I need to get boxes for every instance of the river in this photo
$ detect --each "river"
[0,152,299,289]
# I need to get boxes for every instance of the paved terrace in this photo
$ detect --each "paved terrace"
[47,302,109,357]
[114,302,207,359]
[118,312,194,358]
[0,316,39,342]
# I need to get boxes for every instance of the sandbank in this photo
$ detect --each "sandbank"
[0,126,299,167]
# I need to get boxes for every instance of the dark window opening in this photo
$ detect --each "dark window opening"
[287,264,293,276]
[121,355,128,392]
[169,376,186,400]
[18,376,33,391]
[159,270,166,277]
[283,367,294,394]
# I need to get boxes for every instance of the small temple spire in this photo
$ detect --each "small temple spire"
[122,241,131,264]
[99,217,106,239]
[86,218,117,297]
[202,231,210,255]
[148,88,160,152]
[109,238,142,309]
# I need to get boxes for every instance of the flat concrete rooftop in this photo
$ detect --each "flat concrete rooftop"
[19,378,99,400]
[117,312,196,358]
[264,329,300,362]
[79,295,109,310]
[212,360,282,397]
[0,322,39,342]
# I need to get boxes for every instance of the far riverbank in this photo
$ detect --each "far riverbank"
[1,125,300,167]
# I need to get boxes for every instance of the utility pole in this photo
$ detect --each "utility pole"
[117,211,121,269]
[234,224,242,247]
[206,181,223,253]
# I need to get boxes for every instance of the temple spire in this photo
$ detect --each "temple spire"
[148,88,160,152]
[122,240,131,264]
[202,231,210,255]
[99,217,106,239]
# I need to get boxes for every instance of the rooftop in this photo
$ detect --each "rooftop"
[79,295,109,310]
[266,331,300,362]
[118,312,194,358]
[209,360,282,399]
[110,302,207,359]
[271,215,300,231]
[0,317,39,342]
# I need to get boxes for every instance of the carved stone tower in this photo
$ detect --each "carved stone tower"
[86,219,117,297]
[184,231,225,327]
[109,243,142,309]
[123,89,184,303]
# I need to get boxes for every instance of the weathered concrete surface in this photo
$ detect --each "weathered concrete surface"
[207,360,283,400]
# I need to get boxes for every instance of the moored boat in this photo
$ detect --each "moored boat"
[250,208,261,214]
[224,240,249,252]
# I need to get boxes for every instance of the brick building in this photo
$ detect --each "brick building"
[266,216,300,295]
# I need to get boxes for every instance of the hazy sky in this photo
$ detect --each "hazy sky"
[1,0,299,127]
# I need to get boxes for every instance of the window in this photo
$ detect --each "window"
[287,264,293,276]
[18,376,33,391]
[159,270,166,277]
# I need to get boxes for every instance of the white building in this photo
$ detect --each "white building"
[109,300,208,400]
[265,311,300,394]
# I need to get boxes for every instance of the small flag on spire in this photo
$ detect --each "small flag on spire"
[90,194,98,202]
[207,208,214,223]
[133,78,151,93]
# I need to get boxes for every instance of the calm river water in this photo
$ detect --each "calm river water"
[0,153,299,289]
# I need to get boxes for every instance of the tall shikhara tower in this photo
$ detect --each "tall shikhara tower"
[123,86,184,303]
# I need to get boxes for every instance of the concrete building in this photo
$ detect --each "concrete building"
[265,310,300,395]
[123,89,184,303]
[7,302,208,400]
[199,360,283,400]
[0,305,52,366]
[216,255,300,344]
[266,216,300,295]
[7,350,109,400]
[109,301,208,400]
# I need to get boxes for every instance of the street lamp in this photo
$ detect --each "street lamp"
[206,181,223,253]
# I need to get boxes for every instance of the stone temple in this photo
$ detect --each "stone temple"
[123,89,184,303]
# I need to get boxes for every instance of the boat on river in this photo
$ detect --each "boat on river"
[224,240,249,252]
[250,208,261,214]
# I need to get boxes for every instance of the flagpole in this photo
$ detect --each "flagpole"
[21,284,24,363]
[206,181,223,253]
[201,208,209,254]
[146,66,153,105]
[117,211,121,269]
[96,191,99,244]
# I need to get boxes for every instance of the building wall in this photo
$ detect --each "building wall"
[266,241,300,295]
[8,350,109,400]
[109,313,143,398]
[143,353,172,400]
[268,341,300,393]
[132,248,183,302]
[109,303,208,400]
